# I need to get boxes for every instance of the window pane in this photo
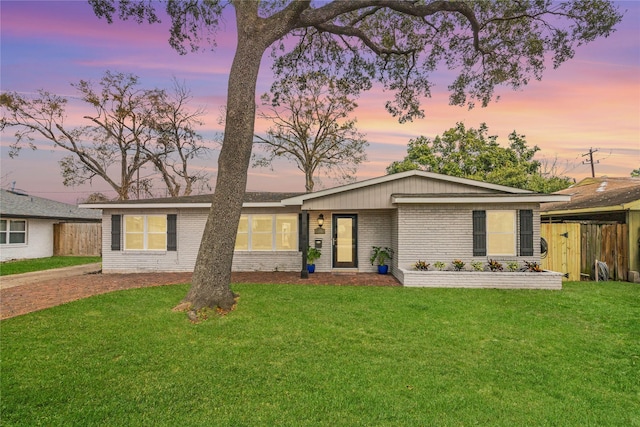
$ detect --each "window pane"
[0,234,6,244]
[126,216,144,232]
[9,221,26,232]
[147,233,167,250]
[9,233,26,244]
[488,211,514,233]
[336,218,353,262]
[252,215,273,233]
[276,215,298,251]
[487,211,515,256]
[125,234,144,250]
[237,216,248,233]
[0,220,6,231]
[252,233,273,251]
[488,234,515,255]
[235,234,248,250]
[147,216,167,233]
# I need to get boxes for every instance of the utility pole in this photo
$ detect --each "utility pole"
[582,148,599,178]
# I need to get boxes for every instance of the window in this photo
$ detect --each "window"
[0,219,27,245]
[124,215,167,251]
[235,214,298,251]
[487,211,516,256]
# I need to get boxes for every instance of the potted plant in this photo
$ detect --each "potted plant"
[370,246,394,274]
[306,246,321,273]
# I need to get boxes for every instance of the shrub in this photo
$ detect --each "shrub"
[507,261,519,272]
[414,260,430,271]
[434,261,446,271]
[487,259,503,272]
[452,259,465,271]
[524,261,543,272]
[471,261,484,271]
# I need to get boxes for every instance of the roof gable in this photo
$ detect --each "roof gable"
[281,170,532,207]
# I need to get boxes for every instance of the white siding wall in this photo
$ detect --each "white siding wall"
[0,218,56,262]
[102,209,302,273]
[305,210,393,273]
[396,203,541,271]
[356,210,393,273]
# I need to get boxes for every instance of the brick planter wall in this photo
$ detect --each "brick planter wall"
[397,269,563,290]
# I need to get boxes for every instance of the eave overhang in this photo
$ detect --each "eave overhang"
[79,202,286,210]
[392,194,570,204]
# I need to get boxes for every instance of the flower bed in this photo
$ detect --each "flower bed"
[397,268,563,290]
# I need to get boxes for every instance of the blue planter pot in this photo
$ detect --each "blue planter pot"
[377,265,389,275]
[307,264,316,274]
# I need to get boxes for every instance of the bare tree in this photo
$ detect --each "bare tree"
[254,72,368,192]
[145,78,211,197]
[74,1,622,312]
[1,71,210,200]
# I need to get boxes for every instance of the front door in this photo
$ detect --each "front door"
[333,214,357,268]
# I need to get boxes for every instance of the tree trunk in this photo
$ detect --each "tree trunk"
[181,8,269,311]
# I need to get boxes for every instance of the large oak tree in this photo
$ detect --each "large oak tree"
[87,0,621,312]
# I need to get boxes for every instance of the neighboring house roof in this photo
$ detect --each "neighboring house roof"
[81,170,569,210]
[0,189,102,221]
[541,177,640,215]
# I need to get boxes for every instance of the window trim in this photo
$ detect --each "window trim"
[473,209,533,257]
[235,213,299,252]
[486,210,517,257]
[123,215,168,251]
[0,219,27,245]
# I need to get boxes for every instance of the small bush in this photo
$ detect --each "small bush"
[434,261,446,271]
[507,261,519,272]
[414,260,430,271]
[524,261,543,272]
[487,259,503,272]
[452,259,465,271]
[471,261,484,271]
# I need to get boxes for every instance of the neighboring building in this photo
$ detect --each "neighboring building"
[82,171,569,288]
[541,177,640,281]
[0,189,102,262]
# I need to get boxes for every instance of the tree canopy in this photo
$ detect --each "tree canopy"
[84,0,622,313]
[387,122,573,193]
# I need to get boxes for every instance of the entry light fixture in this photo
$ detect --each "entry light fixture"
[317,214,324,228]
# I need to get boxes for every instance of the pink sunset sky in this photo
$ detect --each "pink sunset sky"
[1,1,639,204]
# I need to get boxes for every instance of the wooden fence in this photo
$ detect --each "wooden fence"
[53,223,102,256]
[541,223,581,281]
[581,223,628,281]
[541,222,629,281]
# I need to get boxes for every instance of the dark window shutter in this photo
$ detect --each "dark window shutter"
[519,210,534,256]
[473,210,486,256]
[111,215,121,251]
[167,214,177,251]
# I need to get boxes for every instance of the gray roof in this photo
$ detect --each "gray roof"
[0,189,102,221]
[83,192,306,205]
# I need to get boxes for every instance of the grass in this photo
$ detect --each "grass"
[0,256,101,276]
[1,281,638,426]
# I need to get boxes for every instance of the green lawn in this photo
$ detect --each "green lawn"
[1,281,638,426]
[0,256,101,276]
